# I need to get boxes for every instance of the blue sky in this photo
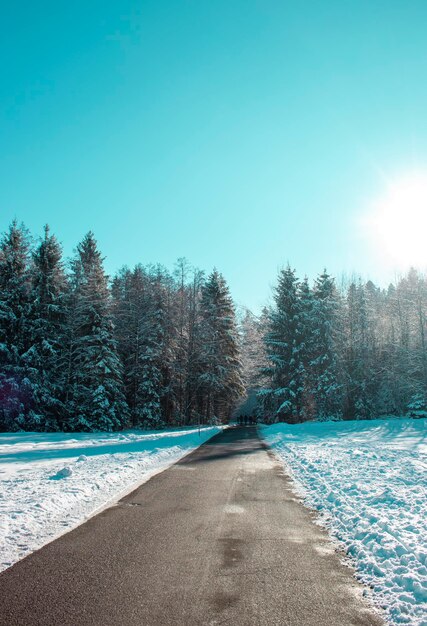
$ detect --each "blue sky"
[2,1,427,310]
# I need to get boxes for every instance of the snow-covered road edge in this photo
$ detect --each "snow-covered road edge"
[259,419,427,626]
[0,426,222,572]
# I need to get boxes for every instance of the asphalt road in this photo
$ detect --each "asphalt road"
[0,426,384,626]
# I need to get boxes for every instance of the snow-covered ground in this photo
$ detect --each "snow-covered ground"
[0,425,221,572]
[261,418,427,626]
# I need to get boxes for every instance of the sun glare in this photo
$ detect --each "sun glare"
[364,172,427,270]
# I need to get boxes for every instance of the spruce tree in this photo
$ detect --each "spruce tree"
[343,281,378,420]
[112,266,156,427]
[311,270,343,420]
[197,270,243,422]
[25,226,68,430]
[261,266,302,422]
[172,258,192,424]
[135,266,171,428]
[183,268,205,423]
[0,221,33,430]
[66,232,128,431]
[296,277,316,421]
[112,264,177,428]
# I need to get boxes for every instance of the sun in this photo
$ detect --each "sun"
[364,172,427,270]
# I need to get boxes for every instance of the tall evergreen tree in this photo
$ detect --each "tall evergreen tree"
[66,232,128,431]
[183,267,205,422]
[24,226,68,430]
[112,264,178,428]
[172,258,192,424]
[0,222,33,430]
[260,266,302,422]
[197,270,243,422]
[309,270,343,420]
[296,277,316,421]
[150,265,177,425]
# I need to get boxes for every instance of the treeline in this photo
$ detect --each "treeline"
[3,219,426,432]
[0,222,243,432]
[241,266,427,422]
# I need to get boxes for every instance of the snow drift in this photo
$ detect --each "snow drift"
[0,426,221,572]
[261,418,427,626]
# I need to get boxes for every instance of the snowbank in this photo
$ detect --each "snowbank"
[0,426,221,572]
[260,419,427,626]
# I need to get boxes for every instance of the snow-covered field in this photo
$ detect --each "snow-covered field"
[0,425,221,572]
[261,418,427,626]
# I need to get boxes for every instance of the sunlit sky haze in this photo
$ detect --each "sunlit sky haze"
[361,171,427,275]
[2,1,427,310]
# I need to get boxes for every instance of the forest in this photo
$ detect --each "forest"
[242,267,427,422]
[1,221,426,431]
[0,222,243,431]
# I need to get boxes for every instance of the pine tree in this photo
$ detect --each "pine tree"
[172,258,192,424]
[197,270,243,422]
[135,265,175,428]
[112,265,157,427]
[66,232,128,431]
[377,283,401,414]
[310,270,343,420]
[183,267,205,423]
[391,269,427,414]
[151,265,177,425]
[260,266,302,422]
[296,277,316,421]
[112,264,179,428]
[0,222,33,430]
[343,281,377,419]
[24,226,69,430]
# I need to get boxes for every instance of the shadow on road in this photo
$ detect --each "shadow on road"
[180,426,265,464]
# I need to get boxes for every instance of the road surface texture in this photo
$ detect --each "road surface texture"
[0,426,384,626]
